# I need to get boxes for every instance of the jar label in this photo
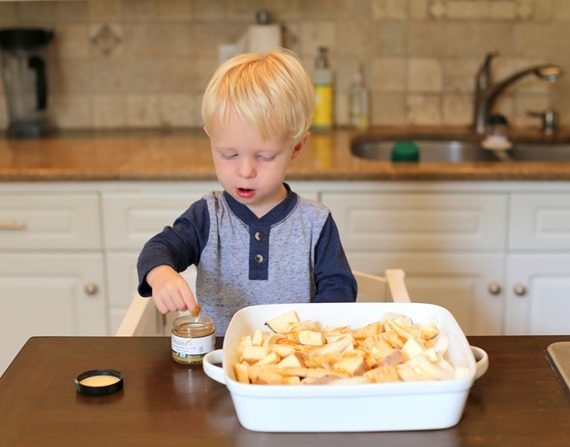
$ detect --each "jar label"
[171,333,215,361]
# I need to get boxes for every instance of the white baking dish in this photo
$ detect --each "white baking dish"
[203,302,488,432]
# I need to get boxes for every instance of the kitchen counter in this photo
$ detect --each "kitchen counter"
[3,127,570,182]
[1,335,568,446]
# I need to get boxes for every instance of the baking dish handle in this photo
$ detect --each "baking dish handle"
[203,349,226,384]
[471,346,489,380]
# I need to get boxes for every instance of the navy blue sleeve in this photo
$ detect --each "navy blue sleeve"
[312,213,357,302]
[137,198,210,297]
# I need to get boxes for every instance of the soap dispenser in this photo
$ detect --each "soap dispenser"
[312,47,334,130]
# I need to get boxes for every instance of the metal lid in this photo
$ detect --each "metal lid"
[0,28,54,50]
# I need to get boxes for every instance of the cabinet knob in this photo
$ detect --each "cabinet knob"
[488,282,502,295]
[84,283,99,295]
[514,284,527,296]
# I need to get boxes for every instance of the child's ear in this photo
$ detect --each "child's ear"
[203,126,210,137]
[291,132,310,159]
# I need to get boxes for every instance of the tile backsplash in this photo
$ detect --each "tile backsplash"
[0,0,569,131]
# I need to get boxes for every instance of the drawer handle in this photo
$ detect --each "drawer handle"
[514,284,527,296]
[0,221,27,231]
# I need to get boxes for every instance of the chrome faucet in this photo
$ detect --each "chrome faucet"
[473,51,563,134]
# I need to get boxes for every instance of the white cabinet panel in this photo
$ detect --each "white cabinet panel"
[347,252,505,335]
[0,252,107,375]
[505,254,570,335]
[0,194,101,250]
[322,193,508,251]
[509,194,570,250]
[102,193,204,250]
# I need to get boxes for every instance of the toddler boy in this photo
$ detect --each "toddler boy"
[137,49,357,334]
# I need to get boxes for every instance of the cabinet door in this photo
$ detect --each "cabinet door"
[0,253,107,375]
[322,193,507,251]
[348,252,505,335]
[504,254,570,335]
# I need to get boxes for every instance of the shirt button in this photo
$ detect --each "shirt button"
[254,254,264,264]
[255,231,264,241]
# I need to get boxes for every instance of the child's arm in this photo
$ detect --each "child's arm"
[136,198,210,311]
[313,214,358,302]
[146,265,199,315]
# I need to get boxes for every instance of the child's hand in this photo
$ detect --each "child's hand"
[146,265,199,315]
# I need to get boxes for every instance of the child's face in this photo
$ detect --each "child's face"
[206,112,308,218]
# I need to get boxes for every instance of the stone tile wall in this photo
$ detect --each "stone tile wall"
[0,0,568,131]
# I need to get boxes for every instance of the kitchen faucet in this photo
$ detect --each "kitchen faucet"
[473,50,563,134]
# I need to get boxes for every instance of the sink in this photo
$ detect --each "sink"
[351,137,570,163]
[508,143,570,162]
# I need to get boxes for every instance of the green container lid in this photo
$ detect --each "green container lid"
[391,140,419,162]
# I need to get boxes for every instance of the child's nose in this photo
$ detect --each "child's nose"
[237,159,256,178]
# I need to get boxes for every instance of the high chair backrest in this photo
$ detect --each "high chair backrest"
[354,269,411,303]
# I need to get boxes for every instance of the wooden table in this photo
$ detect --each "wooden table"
[0,336,568,447]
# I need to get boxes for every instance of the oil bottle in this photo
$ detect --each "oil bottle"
[312,47,334,130]
[349,64,370,130]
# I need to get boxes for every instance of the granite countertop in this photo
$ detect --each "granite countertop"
[2,127,570,182]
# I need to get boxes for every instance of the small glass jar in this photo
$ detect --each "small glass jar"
[171,314,216,365]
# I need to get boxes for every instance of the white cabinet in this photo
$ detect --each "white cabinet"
[322,188,570,335]
[0,193,106,375]
[0,253,107,374]
[322,192,508,335]
[504,254,570,334]
[2,181,570,370]
[504,194,570,334]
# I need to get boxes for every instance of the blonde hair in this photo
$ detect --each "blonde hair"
[202,49,314,146]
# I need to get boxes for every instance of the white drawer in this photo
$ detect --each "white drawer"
[0,193,101,250]
[509,194,570,250]
[102,192,204,250]
[321,192,508,251]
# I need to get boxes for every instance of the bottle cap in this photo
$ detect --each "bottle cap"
[256,9,271,25]
[391,141,420,162]
[75,369,124,396]
[315,47,329,69]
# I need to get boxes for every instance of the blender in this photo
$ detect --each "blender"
[0,28,54,138]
